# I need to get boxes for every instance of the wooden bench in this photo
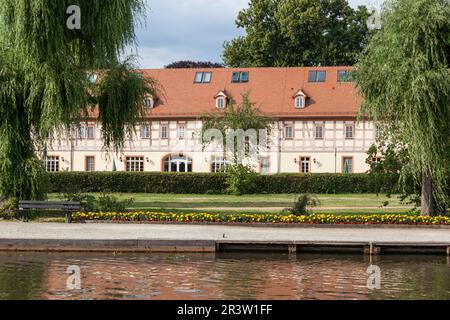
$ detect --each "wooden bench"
[18,201,82,223]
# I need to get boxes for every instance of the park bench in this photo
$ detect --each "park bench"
[18,201,82,223]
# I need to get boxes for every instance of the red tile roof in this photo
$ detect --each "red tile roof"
[94,67,362,120]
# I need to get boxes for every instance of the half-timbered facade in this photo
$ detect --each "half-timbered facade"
[44,67,378,174]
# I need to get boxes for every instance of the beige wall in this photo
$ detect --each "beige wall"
[44,119,377,174]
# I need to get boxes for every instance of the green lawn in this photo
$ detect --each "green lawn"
[48,193,414,215]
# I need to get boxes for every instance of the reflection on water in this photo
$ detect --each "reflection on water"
[0,252,449,300]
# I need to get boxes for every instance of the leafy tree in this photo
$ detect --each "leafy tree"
[201,93,273,163]
[356,0,450,216]
[222,0,370,67]
[0,1,156,200]
[165,61,224,69]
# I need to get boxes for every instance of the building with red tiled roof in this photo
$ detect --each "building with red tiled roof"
[45,67,380,174]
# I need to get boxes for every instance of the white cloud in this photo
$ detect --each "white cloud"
[131,0,371,68]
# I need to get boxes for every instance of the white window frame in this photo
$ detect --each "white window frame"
[216,97,226,109]
[345,125,354,139]
[78,125,95,139]
[295,96,305,109]
[284,126,294,140]
[178,125,186,140]
[260,157,270,175]
[211,156,228,173]
[126,156,144,172]
[160,125,168,139]
[315,125,324,140]
[143,97,154,109]
[140,124,151,139]
[300,157,311,174]
[45,156,60,172]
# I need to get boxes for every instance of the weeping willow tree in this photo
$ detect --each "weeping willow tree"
[355,0,450,216]
[0,1,156,200]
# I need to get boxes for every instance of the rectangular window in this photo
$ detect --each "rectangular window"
[260,157,270,175]
[308,70,326,82]
[211,156,227,173]
[232,72,240,83]
[45,156,60,172]
[78,127,85,139]
[178,125,186,140]
[295,97,304,108]
[78,125,95,139]
[240,71,249,82]
[126,156,144,172]
[140,125,151,139]
[300,157,311,173]
[160,125,168,139]
[231,71,249,83]
[315,125,324,140]
[85,156,95,172]
[86,126,95,139]
[202,72,212,83]
[337,70,353,82]
[345,125,354,139]
[375,125,383,140]
[194,72,212,83]
[284,126,294,139]
[342,157,354,173]
[372,157,382,164]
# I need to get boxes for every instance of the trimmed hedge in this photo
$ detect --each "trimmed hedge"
[48,172,399,194]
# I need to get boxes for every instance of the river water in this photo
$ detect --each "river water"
[0,252,449,300]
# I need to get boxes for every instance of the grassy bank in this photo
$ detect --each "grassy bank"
[49,193,414,215]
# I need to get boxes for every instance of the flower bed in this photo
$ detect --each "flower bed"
[72,211,450,225]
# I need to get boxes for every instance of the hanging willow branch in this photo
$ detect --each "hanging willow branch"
[355,0,450,210]
[97,60,158,153]
[0,0,153,199]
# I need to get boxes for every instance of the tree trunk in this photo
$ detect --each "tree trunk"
[421,171,434,216]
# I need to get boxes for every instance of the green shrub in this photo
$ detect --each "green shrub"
[0,197,18,219]
[48,172,400,194]
[225,164,258,195]
[96,192,134,212]
[60,191,134,212]
[285,194,320,216]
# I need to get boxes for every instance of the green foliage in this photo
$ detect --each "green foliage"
[355,0,450,212]
[61,191,134,212]
[366,143,421,208]
[285,194,320,216]
[165,61,224,68]
[201,92,273,163]
[0,197,18,219]
[97,60,158,152]
[48,172,399,195]
[0,1,153,200]
[61,192,97,212]
[225,164,259,195]
[223,0,371,67]
[96,192,135,212]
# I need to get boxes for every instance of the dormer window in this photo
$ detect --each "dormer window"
[217,97,226,109]
[293,90,307,109]
[214,91,227,109]
[143,96,154,109]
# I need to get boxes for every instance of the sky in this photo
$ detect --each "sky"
[133,0,372,69]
